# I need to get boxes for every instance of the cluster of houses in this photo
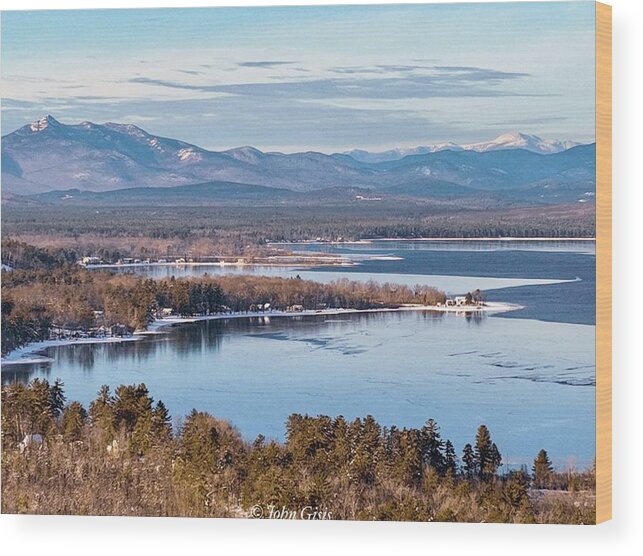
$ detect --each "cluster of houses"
[47,309,132,342]
[79,256,168,266]
[446,296,470,307]
[78,255,250,266]
[286,303,328,313]
[439,294,485,308]
[244,302,329,313]
[49,319,132,341]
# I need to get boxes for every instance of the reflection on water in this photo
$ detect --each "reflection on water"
[2,310,595,467]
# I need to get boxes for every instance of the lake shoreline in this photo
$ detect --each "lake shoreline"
[1,301,522,367]
[86,260,358,270]
[269,237,596,245]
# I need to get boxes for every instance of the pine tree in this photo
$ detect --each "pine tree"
[532,449,554,488]
[152,399,172,443]
[1,382,29,441]
[89,384,115,442]
[504,470,531,510]
[179,410,221,472]
[60,401,85,441]
[50,378,66,418]
[444,439,457,476]
[112,383,154,433]
[462,443,476,478]
[397,429,423,487]
[332,416,350,470]
[29,378,54,434]
[490,442,502,475]
[474,425,501,480]
[420,418,446,474]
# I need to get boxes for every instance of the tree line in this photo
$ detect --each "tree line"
[1,379,595,522]
[2,203,595,263]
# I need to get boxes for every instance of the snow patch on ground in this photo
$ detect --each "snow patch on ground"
[177,148,202,162]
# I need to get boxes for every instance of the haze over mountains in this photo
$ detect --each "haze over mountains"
[1,116,595,207]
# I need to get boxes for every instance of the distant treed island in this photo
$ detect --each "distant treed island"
[1,379,595,522]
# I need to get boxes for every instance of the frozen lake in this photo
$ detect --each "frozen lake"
[3,240,596,468]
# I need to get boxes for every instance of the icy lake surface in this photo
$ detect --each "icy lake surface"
[3,240,596,467]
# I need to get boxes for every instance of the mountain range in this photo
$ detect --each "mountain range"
[343,132,581,163]
[1,116,595,206]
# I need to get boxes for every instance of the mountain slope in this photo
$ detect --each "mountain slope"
[1,116,373,195]
[367,144,595,193]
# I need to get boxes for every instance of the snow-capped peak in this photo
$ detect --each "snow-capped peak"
[462,132,579,154]
[343,132,583,162]
[30,115,60,133]
[223,146,265,163]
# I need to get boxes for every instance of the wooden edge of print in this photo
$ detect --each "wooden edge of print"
[595,1,612,525]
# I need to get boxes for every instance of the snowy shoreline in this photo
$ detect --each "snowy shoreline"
[269,237,596,245]
[87,258,357,270]
[1,302,521,367]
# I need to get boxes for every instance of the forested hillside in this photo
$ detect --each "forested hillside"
[1,380,595,522]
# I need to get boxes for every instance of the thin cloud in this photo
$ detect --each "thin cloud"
[128,65,532,100]
[129,77,203,90]
[237,61,296,69]
[176,69,205,76]
[2,98,41,108]
[330,64,433,74]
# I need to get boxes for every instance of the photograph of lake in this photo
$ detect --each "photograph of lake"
[1,2,603,524]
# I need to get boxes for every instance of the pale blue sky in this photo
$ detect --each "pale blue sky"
[1,2,596,152]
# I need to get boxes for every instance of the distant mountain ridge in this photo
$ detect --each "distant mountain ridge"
[1,116,595,207]
[343,132,581,163]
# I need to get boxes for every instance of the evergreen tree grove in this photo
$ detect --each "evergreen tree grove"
[0,380,596,523]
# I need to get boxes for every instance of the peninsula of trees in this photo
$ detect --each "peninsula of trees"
[1,240,446,356]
